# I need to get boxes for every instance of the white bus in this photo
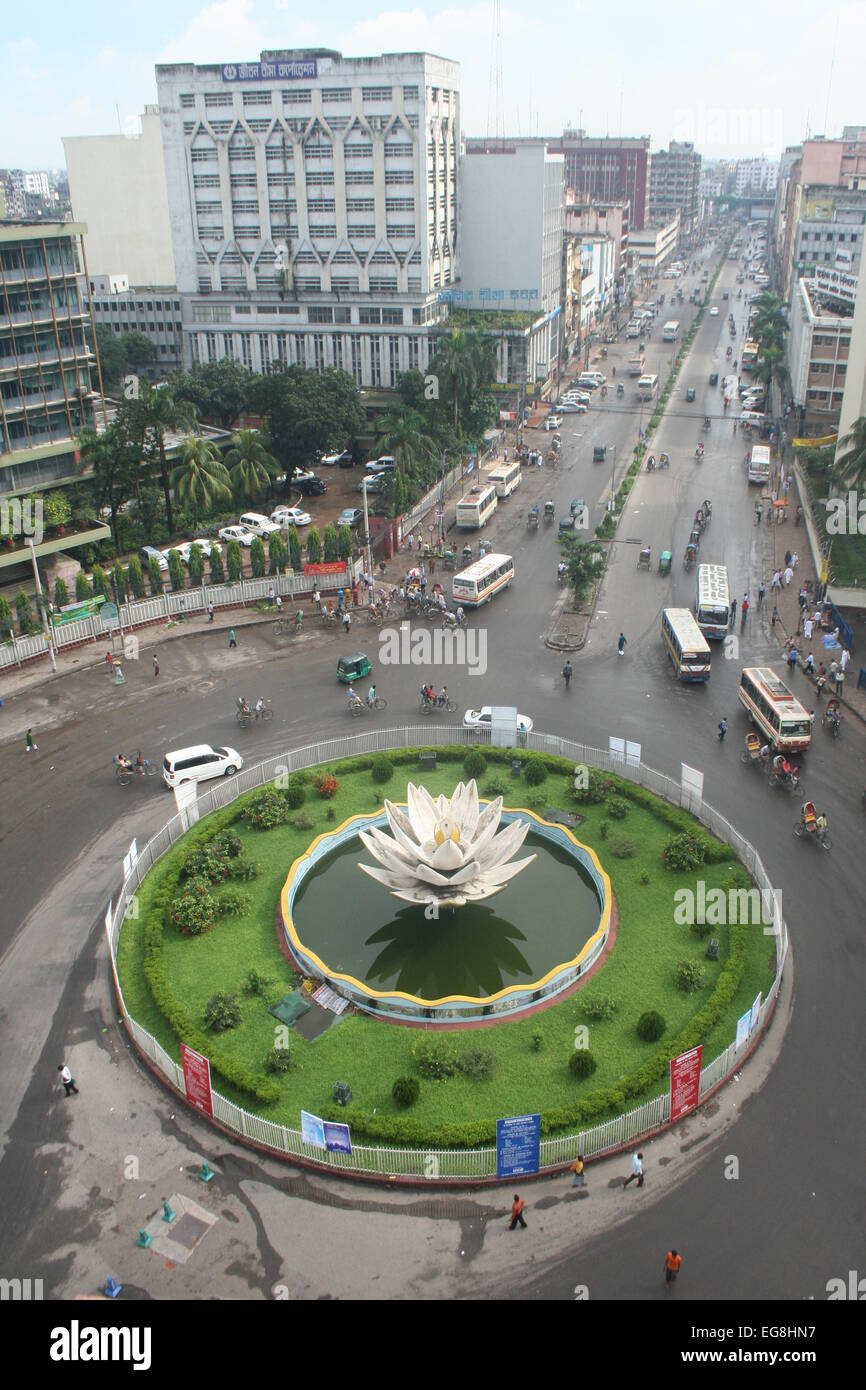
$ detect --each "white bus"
[452,552,514,608]
[695,564,730,640]
[486,460,522,499]
[637,373,659,401]
[663,320,680,340]
[455,484,498,530]
[747,444,771,485]
[661,608,712,682]
[738,667,813,753]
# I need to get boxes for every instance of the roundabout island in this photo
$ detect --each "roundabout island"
[115,733,781,1177]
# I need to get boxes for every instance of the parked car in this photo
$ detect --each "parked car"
[558,401,587,413]
[356,475,387,493]
[218,525,256,547]
[238,511,283,539]
[271,506,312,527]
[463,706,534,735]
[174,538,214,563]
[139,545,168,572]
[544,414,563,431]
[320,450,355,468]
[297,475,327,497]
[626,325,641,339]
[365,456,397,474]
[337,507,364,528]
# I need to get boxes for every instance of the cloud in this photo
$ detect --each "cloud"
[158,0,264,65]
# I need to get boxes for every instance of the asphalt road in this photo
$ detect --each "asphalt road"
[1,242,864,1302]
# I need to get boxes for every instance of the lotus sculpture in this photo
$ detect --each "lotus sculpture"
[357,780,536,908]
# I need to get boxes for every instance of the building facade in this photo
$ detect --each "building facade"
[551,134,651,229]
[734,158,779,196]
[649,142,701,239]
[629,212,681,274]
[791,191,866,281]
[787,275,853,435]
[87,275,184,376]
[155,49,459,386]
[564,198,629,279]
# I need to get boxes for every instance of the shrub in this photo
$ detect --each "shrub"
[291,812,316,831]
[306,526,322,564]
[689,919,715,939]
[265,1045,296,1075]
[599,820,609,839]
[204,992,241,1032]
[484,775,507,796]
[75,570,92,601]
[569,1050,598,1079]
[322,523,339,563]
[636,1010,666,1042]
[269,532,288,575]
[609,835,635,859]
[216,888,250,916]
[371,754,394,785]
[574,768,612,804]
[463,749,487,779]
[91,564,110,598]
[250,536,266,578]
[170,877,217,935]
[337,525,353,561]
[0,593,12,637]
[527,791,547,811]
[226,539,242,583]
[523,755,548,787]
[167,549,185,592]
[127,555,146,600]
[640,871,650,885]
[243,786,291,829]
[111,560,128,603]
[458,1047,496,1081]
[53,576,69,610]
[188,543,204,586]
[325,805,336,820]
[392,1075,420,1108]
[208,545,225,584]
[147,556,163,595]
[607,797,628,820]
[412,1036,458,1080]
[663,832,707,871]
[245,967,273,995]
[676,959,706,992]
[530,1029,544,1052]
[581,993,617,1022]
[313,771,338,799]
[285,774,306,809]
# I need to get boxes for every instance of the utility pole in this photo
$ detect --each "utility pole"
[361,478,373,587]
[29,538,56,673]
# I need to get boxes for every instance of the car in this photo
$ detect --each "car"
[544,414,563,431]
[626,325,641,339]
[582,372,606,386]
[297,475,327,497]
[709,306,719,317]
[562,391,590,405]
[365,456,397,474]
[238,511,283,539]
[271,506,312,527]
[139,545,168,572]
[337,507,364,528]
[173,538,214,563]
[558,401,587,413]
[739,410,766,424]
[218,525,256,547]
[320,450,355,468]
[162,744,244,790]
[463,706,534,735]
[723,291,729,300]
[356,475,387,493]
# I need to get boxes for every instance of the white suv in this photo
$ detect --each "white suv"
[238,511,282,539]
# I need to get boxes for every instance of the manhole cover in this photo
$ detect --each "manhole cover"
[169,1212,210,1252]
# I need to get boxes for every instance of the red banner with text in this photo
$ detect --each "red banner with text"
[670,1044,703,1123]
[181,1044,214,1119]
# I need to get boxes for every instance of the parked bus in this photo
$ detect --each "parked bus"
[748,444,771,485]
[455,484,498,530]
[661,608,712,682]
[741,339,759,371]
[486,460,522,499]
[737,667,813,753]
[662,319,680,341]
[637,373,659,401]
[695,564,730,640]
[452,552,514,608]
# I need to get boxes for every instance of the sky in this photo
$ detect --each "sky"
[3,0,866,170]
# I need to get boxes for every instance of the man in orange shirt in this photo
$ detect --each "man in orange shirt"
[509,1194,527,1230]
[664,1249,682,1290]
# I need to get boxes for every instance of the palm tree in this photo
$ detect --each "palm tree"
[224,428,280,501]
[374,410,438,473]
[432,328,492,428]
[134,383,199,532]
[835,416,866,489]
[169,438,232,526]
[753,343,787,401]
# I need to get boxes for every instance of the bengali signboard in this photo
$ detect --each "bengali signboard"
[670,1044,703,1123]
[221,60,318,83]
[303,561,347,576]
[181,1044,214,1119]
[814,264,857,305]
[496,1113,540,1178]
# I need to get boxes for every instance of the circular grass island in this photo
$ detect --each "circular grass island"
[117,744,778,1160]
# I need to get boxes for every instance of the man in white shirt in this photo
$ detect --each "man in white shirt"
[623,1151,644,1189]
[58,1064,78,1097]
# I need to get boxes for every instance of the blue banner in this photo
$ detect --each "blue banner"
[323,1121,352,1155]
[221,59,317,82]
[496,1113,540,1178]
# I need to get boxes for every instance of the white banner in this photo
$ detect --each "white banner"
[174,780,200,828]
[122,838,138,882]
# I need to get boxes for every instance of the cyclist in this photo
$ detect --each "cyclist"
[115,752,130,773]
[135,750,147,774]
[367,684,377,708]
[255,697,264,719]
[437,685,448,707]
[294,609,304,632]
[347,685,362,710]
[237,696,251,717]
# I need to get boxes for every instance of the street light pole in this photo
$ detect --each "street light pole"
[28,538,56,673]
[608,444,618,508]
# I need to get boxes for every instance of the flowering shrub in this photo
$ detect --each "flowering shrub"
[242,786,291,830]
[313,771,338,799]
[170,877,217,936]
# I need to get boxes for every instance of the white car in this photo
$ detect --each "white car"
[162,744,244,790]
[463,706,534,735]
[544,415,563,431]
[562,391,591,405]
[626,325,641,338]
[172,539,214,563]
[218,525,256,547]
[559,401,587,413]
[271,506,311,527]
[238,511,282,539]
[709,306,720,317]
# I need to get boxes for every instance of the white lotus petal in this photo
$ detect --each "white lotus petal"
[384,798,420,845]
[358,827,419,869]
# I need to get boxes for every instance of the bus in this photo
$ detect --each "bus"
[455,484,498,530]
[695,565,730,640]
[661,608,712,681]
[452,552,514,608]
[486,460,522,499]
[741,339,759,371]
[737,667,813,753]
[637,373,659,401]
[748,444,771,485]
[662,319,680,341]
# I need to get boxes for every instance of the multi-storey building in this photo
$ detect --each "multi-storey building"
[550,134,651,229]
[87,274,184,376]
[787,275,854,435]
[629,212,681,274]
[734,158,778,196]
[0,171,26,219]
[154,48,459,386]
[564,198,629,279]
[649,142,702,240]
[792,192,866,280]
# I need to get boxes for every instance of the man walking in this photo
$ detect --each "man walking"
[343,610,352,635]
[228,628,237,649]
[207,602,214,622]
[618,632,627,657]
[25,727,37,753]
[840,647,850,677]
[664,1249,682,1291]
[152,653,160,679]
[509,1193,527,1230]
[623,1151,644,1189]
[313,586,322,613]
[562,660,573,689]
[58,1064,78,1097]
[757,580,765,608]
[803,616,813,645]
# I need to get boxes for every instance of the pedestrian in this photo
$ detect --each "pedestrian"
[378,559,386,577]
[758,580,765,608]
[25,727,37,753]
[207,601,214,622]
[352,583,359,608]
[813,608,822,633]
[718,717,727,740]
[58,1064,78,1097]
[755,501,762,525]
[840,647,850,675]
[664,1249,683,1292]
[416,530,423,551]
[784,550,792,568]
[783,566,793,587]
[791,552,799,571]
[729,598,737,626]
[562,660,573,689]
[771,605,779,629]
[105,649,114,672]
[741,593,749,624]
[623,1151,644,1189]
[787,644,798,673]
[337,587,344,612]
[268,584,275,607]
[275,594,282,612]
[783,477,790,498]
[228,628,237,649]
[798,587,807,611]
[313,587,321,612]
[152,653,160,678]
[429,555,436,576]
[343,610,352,634]
[795,505,803,527]
[509,1193,527,1230]
[771,570,781,591]
[803,617,813,643]
[420,574,427,594]
[570,1154,586,1187]
[407,533,413,552]
[617,632,627,657]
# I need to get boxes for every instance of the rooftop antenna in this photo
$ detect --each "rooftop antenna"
[486,0,505,145]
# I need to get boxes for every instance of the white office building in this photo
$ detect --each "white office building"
[154,49,460,385]
[735,158,779,196]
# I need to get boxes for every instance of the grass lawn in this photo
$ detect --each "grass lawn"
[117,753,776,1146]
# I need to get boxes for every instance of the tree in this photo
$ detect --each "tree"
[167,548,185,593]
[835,416,866,489]
[285,526,301,572]
[127,382,199,533]
[52,576,68,610]
[557,535,603,603]
[249,536,266,578]
[147,555,164,595]
[248,365,365,476]
[0,592,14,637]
[76,424,138,550]
[306,526,322,564]
[169,437,232,526]
[75,571,91,601]
[167,360,254,428]
[753,342,787,404]
[374,409,438,475]
[337,525,353,561]
[111,560,128,604]
[224,428,280,501]
[127,555,146,599]
[322,523,339,562]
[187,543,205,587]
[208,544,225,585]
[91,564,110,599]
[16,587,36,634]
[226,539,242,583]
[430,327,497,428]
[92,326,155,389]
[269,532,288,574]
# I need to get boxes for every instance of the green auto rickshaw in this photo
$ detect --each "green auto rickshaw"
[686,387,696,402]
[709,372,719,386]
[337,652,372,684]
[593,445,607,463]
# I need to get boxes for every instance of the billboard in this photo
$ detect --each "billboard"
[814,265,857,305]
[181,1045,214,1119]
[496,1113,540,1178]
[670,1044,703,1123]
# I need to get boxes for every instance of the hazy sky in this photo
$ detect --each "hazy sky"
[3,0,865,169]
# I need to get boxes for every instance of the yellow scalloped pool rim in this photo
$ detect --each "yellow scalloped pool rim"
[280,803,612,1009]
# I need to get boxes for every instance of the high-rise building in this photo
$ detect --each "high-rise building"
[734,158,779,196]
[787,274,854,435]
[649,141,702,239]
[550,134,651,229]
[154,48,459,386]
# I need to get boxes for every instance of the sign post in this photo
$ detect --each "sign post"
[496,1114,541,1178]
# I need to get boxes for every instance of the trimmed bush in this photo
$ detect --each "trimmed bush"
[523,755,548,787]
[245,967,273,995]
[285,774,306,809]
[208,545,225,584]
[458,1047,496,1082]
[412,1036,458,1080]
[484,775,507,796]
[569,1050,598,1080]
[581,992,618,1021]
[147,556,163,595]
[676,959,706,992]
[243,786,291,829]
[607,797,629,820]
[392,1075,420,1108]
[250,536,266,578]
[216,888,250,916]
[609,835,636,859]
[204,992,241,1032]
[167,549,185,592]
[531,1029,544,1052]
[663,832,707,871]
[170,877,217,936]
[371,754,394,785]
[463,749,487,779]
[574,768,612,804]
[313,771,338,799]
[689,919,715,939]
[637,1010,666,1042]
[265,1045,296,1075]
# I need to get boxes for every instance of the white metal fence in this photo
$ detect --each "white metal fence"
[106,727,787,1182]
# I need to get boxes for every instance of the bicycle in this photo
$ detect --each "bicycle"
[115,758,156,785]
[419,695,458,715]
[274,613,304,636]
[349,694,388,716]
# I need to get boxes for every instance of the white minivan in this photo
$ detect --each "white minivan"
[163,744,244,790]
[239,511,282,539]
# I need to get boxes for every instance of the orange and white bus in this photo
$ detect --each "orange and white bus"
[737,667,812,753]
[452,553,514,608]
